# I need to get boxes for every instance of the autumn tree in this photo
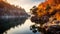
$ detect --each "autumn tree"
[30,0,60,34]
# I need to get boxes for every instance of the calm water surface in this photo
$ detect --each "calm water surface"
[6,19,40,34]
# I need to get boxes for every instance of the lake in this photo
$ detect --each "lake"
[5,19,40,34]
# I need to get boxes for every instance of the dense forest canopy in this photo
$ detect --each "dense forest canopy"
[0,0,28,16]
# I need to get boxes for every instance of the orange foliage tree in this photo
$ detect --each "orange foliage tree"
[30,0,60,34]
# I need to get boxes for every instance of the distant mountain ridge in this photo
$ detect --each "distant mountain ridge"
[0,0,28,16]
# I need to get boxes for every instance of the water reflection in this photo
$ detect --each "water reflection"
[0,17,28,34]
[7,19,32,34]
[6,19,40,34]
[0,16,40,34]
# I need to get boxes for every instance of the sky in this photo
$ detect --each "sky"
[7,0,45,12]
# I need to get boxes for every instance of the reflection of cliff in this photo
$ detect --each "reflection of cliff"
[0,17,28,34]
[30,0,60,34]
[0,0,30,34]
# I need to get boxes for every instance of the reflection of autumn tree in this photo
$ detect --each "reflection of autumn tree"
[30,0,60,34]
